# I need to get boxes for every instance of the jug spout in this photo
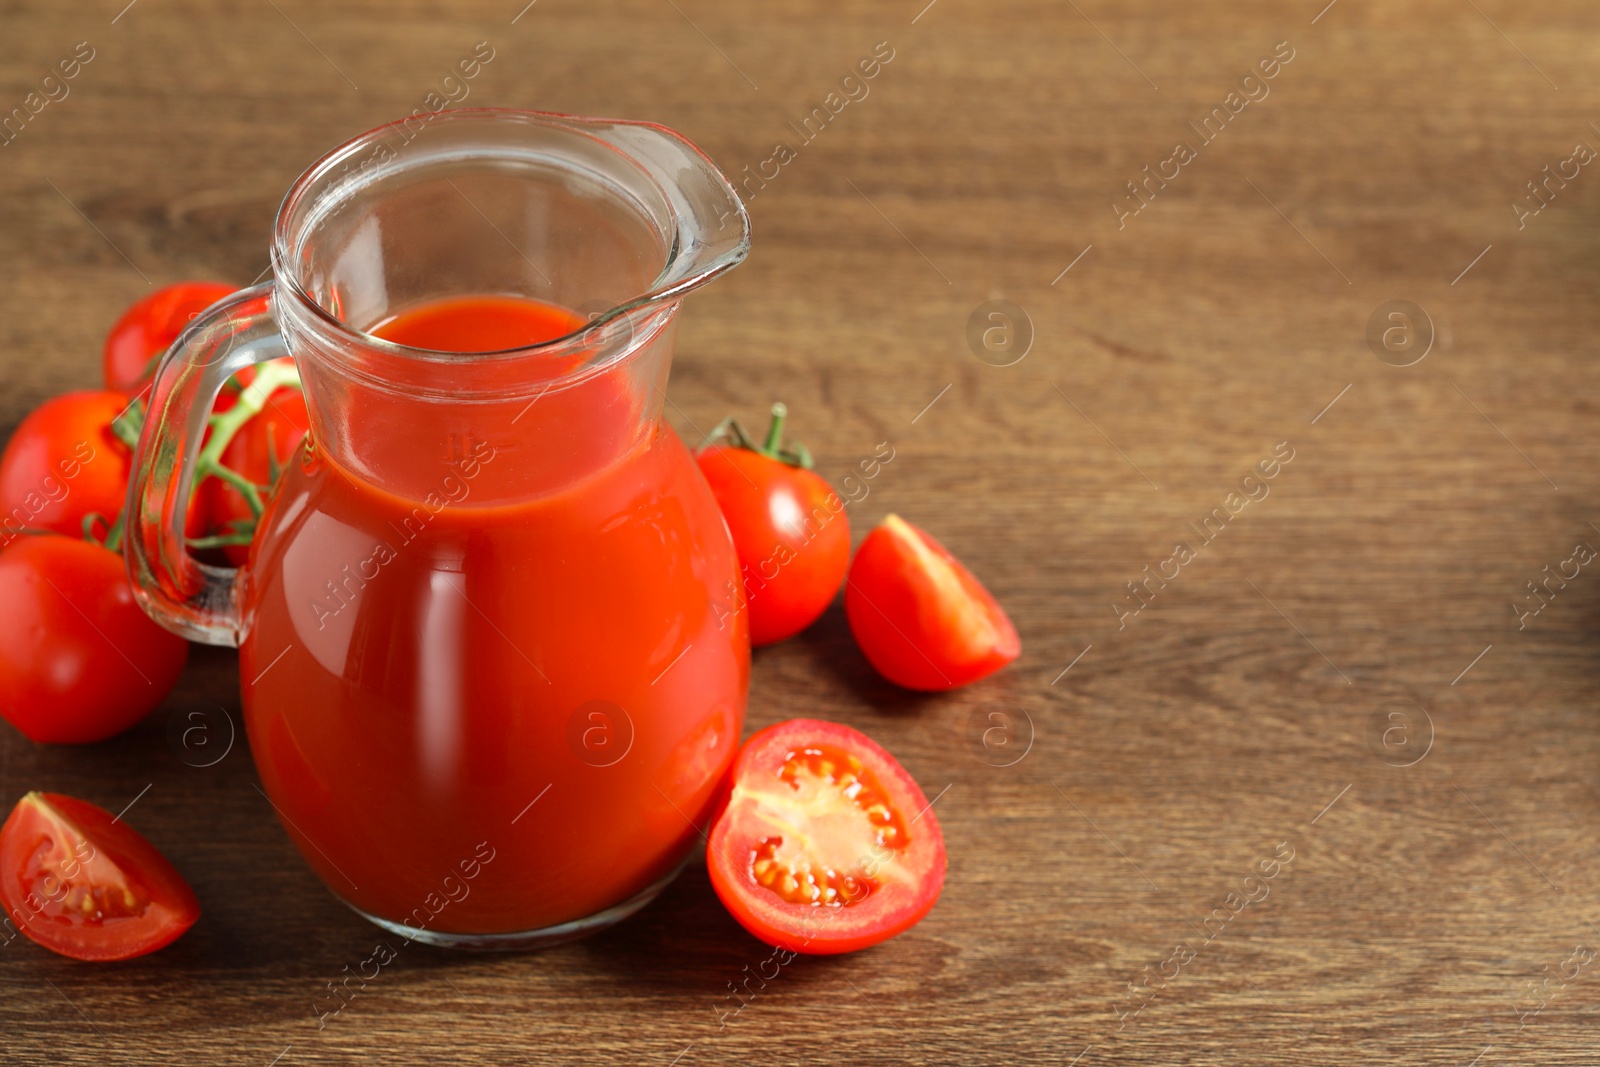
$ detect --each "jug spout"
[272,107,749,350]
[257,108,752,505]
[585,117,751,323]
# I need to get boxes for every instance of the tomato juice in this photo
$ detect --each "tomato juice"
[239,295,748,937]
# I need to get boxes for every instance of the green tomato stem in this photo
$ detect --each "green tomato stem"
[188,360,303,520]
[762,402,788,454]
[192,360,302,480]
[178,359,303,549]
[185,530,256,550]
[102,511,127,556]
[699,402,814,470]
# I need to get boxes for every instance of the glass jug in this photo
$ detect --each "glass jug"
[126,109,751,948]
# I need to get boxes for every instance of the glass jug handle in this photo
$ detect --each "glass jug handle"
[125,282,290,647]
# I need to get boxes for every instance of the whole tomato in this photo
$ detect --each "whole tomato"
[0,391,131,542]
[198,384,310,565]
[696,404,850,647]
[0,536,188,744]
[102,281,236,394]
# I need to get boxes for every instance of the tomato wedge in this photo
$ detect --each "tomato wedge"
[707,719,945,954]
[845,514,1020,691]
[0,792,200,961]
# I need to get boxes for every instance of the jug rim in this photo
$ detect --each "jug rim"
[269,107,751,364]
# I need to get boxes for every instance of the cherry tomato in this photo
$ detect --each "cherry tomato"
[845,514,1020,691]
[102,281,236,394]
[696,404,849,646]
[0,391,132,541]
[707,719,945,955]
[0,791,200,961]
[198,384,309,565]
[0,536,188,744]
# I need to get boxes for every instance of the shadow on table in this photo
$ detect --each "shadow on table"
[775,599,947,715]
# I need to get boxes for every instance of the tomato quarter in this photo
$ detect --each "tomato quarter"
[845,514,1020,691]
[0,536,188,744]
[707,719,945,954]
[696,404,850,646]
[0,791,200,961]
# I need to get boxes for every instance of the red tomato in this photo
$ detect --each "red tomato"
[102,281,236,394]
[0,536,188,744]
[696,405,849,646]
[0,391,132,541]
[706,719,946,955]
[845,514,1020,691]
[0,791,200,960]
[198,384,309,565]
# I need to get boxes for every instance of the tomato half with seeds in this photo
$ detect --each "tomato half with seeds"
[845,514,1020,691]
[0,791,200,961]
[707,719,945,954]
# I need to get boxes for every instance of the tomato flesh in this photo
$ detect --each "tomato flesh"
[0,792,200,961]
[845,514,1020,690]
[707,719,945,954]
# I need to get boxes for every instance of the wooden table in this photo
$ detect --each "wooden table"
[3,1,1599,1063]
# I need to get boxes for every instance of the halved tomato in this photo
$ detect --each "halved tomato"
[845,514,1020,691]
[706,719,945,955]
[0,792,200,961]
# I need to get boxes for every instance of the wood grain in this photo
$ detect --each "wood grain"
[3,0,1600,1063]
